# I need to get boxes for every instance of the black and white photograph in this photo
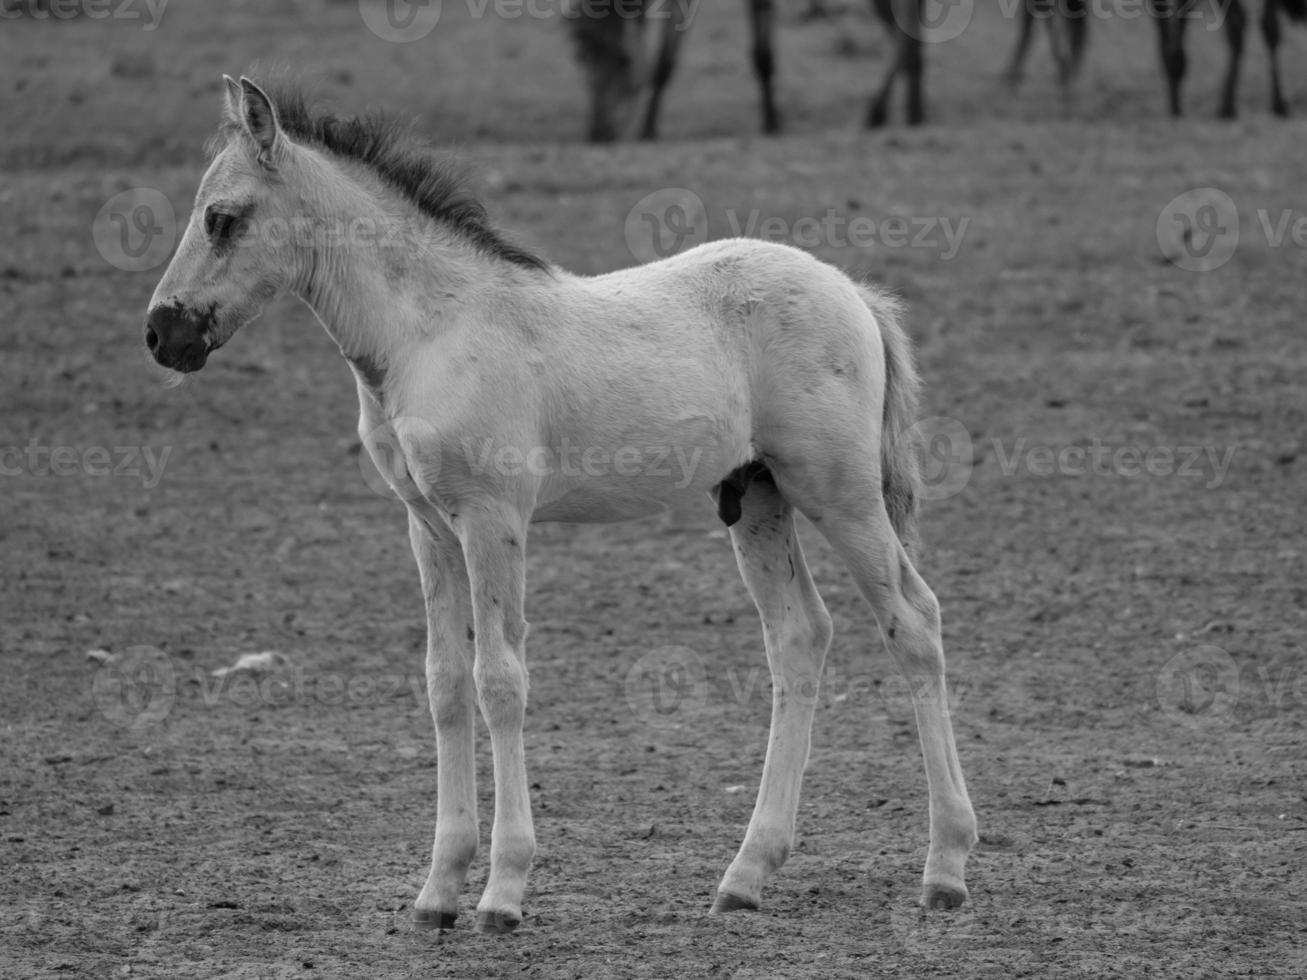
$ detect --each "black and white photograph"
[2,0,1304,976]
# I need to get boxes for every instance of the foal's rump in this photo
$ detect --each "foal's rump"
[538,239,910,525]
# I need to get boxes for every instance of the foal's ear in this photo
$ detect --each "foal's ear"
[222,74,242,122]
[237,76,282,169]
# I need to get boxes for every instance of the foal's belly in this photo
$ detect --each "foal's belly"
[531,488,679,524]
[529,442,740,525]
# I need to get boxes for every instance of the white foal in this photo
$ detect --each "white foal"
[145,76,977,933]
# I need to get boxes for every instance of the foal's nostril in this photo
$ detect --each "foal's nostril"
[145,326,159,352]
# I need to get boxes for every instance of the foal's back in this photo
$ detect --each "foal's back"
[535,238,894,499]
[563,238,886,385]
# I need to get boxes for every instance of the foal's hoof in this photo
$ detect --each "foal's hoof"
[709,891,759,914]
[412,908,457,931]
[922,881,968,910]
[475,909,522,934]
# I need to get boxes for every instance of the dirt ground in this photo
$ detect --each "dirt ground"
[2,1,1306,977]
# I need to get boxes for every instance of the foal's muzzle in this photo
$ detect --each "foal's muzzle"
[145,302,212,373]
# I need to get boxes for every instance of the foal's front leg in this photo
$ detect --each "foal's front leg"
[410,510,479,930]
[457,507,535,933]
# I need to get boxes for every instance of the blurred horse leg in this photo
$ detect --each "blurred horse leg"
[867,0,923,127]
[1218,0,1248,119]
[749,0,781,133]
[902,12,924,124]
[1004,0,1039,89]
[1055,0,1090,101]
[1262,0,1290,116]
[1151,0,1189,116]
[638,2,688,139]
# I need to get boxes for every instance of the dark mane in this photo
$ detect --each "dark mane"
[217,81,547,272]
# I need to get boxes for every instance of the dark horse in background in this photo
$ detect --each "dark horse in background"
[569,0,1301,141]
[1004,0,1090,98]
[872,0,1090,124]
[568,0,1089,141]
[569,0,931,140]
[568,0,778,141]
[1152,0,1304,118]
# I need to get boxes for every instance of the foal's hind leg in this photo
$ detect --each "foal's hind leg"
[777,468,975,907]
[819,503,975,906]
[409,510,479,930]
[712,476,833,912]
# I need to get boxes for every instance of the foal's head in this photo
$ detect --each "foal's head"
[146,76,546,373]
[145,76,305,373]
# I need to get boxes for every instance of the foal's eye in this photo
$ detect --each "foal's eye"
[204,206,238,243]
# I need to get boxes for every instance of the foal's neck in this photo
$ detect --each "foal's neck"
[287,156,513,374]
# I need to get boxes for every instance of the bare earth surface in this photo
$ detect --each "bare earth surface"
[2,2,1306,977]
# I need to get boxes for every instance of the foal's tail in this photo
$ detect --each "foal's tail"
[859,285,922,552]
